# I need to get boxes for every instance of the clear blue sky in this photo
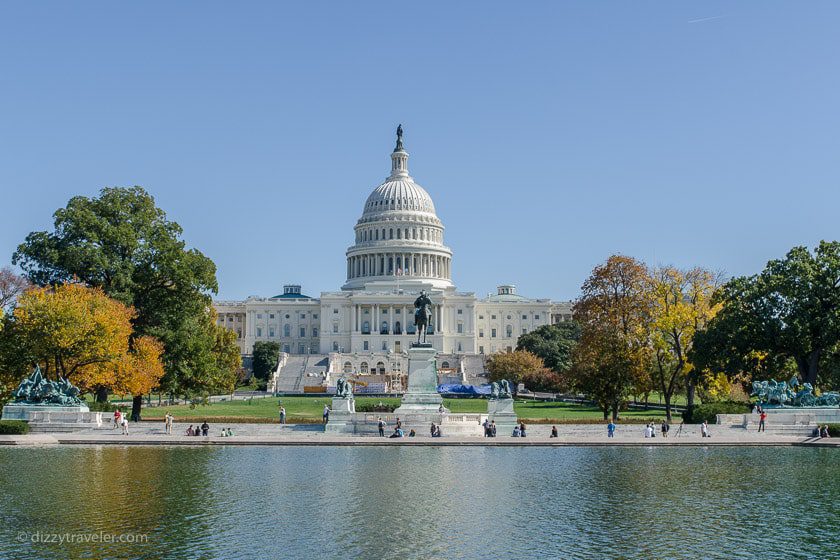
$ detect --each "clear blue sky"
[2,2,838,301]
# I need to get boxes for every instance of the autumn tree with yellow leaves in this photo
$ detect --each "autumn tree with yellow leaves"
[647,266,721,420]
[10,283,164,407]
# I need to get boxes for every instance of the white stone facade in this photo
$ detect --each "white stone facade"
[214,131,572,362]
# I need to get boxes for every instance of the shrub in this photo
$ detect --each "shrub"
[88,401,118,412]
[0,420,30,434]
[827,424,840,437]
[355,402,397,413]
[682,401,750,424]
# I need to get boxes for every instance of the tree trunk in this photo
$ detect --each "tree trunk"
[664,392,672,423]
[95,386,109,403]
[611,401,620,421]
[686,380,696,410]
[131,395,142,422]
[602,405,609,420]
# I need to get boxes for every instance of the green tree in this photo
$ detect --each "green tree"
[252,341,281,381]
[692,241,840,387]
[516,323,580,374]
[12,187,237,412]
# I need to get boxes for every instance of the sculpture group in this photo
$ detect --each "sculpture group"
[751,377,840,407]
[12,366,84,406]
[490,379,512,400]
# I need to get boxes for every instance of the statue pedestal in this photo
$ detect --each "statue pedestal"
[487,398,518,436]
[325,397,355,433]
[394,345,442,414]
[1,403,90,421]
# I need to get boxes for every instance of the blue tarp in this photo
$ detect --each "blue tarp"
[436,383,491,396]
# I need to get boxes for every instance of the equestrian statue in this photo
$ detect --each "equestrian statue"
[413,290,433,345]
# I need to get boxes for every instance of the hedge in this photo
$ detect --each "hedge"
[682,402,750,424]
[0,420,30,435]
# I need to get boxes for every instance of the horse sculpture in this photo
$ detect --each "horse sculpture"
[414,290,433,345]
[751,378,840,407]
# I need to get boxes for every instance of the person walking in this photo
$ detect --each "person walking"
[483,418,490,437]
[758,410,767,433]
[279,406,286,425]
[378,417,386,437]
[201,421,210,436]
[323,405,330,424]
[113,408,121,430]
[490,421,497,437]
[701,420,710,438]
[165,413,173,435]
[607,421,616,438]
[661,421,669,438]
[120,415,129,435]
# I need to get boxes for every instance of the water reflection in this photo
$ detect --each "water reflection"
[0,446,837,559]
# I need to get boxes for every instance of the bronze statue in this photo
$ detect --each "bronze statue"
[335,376,353,398]
[414,290,433,344]
[395,124,404,151]
[490,379,512,400]
[11,366,84,406]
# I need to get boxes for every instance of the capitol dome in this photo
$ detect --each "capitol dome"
[342,126,454,291]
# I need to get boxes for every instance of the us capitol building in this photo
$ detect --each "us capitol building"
[214,128,572,385]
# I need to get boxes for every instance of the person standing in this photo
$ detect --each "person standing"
[490,421,497,437]
[113,408,121,430]
[661,421,669,438]
[758,410,767,432]
[165,413,173,435]
[378,417,386,437]
[519,422,527,438]
[120,415,129,435]
[701,420,710,438]
[201,421,209,436]
[607,421,616,438]
[279,406,286,425]
[323,405,330,424]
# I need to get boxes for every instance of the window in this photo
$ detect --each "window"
[285,314,290,319]
[394,321,402,335]
[491,328,497,338]
[270,314,275,319]
[479,345,484,354]
[301,313,306,318]
[313,314,318,319]
[236,316,241,322]
[522,315,528,320]
[362,321,370,334]
[284,324,291,337]
[257,327,262,337]
[382,341,388,351]
[534,313,540,318]
[363,341,369,351]
[236,329,242,338]
[360,362,369,374]
[333,309,339,314]
[376,361,386,375]
[507,315,511,320]
[457,322,463,334]
[522,328,527,334]
[479,329,484,338]
[441,361,450,369]
[343,361,353,373]
[506,346,513,352]
[395,308,401,314]
[457,342,462,352]
[380,321,389,335]
[333,323,338,333]
[479,315,484,320]
[332,342,338,351]
[299,344,305,354]
[300,327,306,338]
[284,344,290,353]
[506,325,513,338]
[313,327,319,337]
[491,315,497,320]
[269,327,275,337]
[457,309,463,315]
[257,314,263,319]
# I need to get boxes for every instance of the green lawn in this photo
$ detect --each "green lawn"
[139,396,668,423]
